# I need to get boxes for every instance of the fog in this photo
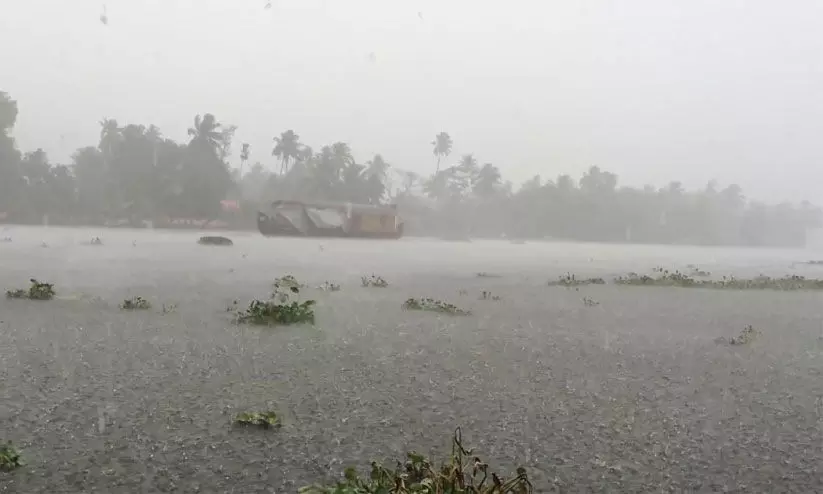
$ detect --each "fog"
[5,2,823,492]
[3,0,823,200]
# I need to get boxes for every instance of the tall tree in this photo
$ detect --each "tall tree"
[473,163,501,198]
[187,114,224,155]
[146,124,162,169]
[183,113,231,217]
[0,91,18,133]
[218,124,238,162]
[365,154,390,204]
[331,142,354,168]
[239,143,250,176]
[431,132,453,173]
[456,154,478,178]
[272,130,301,175]
[0,92,21,214]
[98,118,121,173]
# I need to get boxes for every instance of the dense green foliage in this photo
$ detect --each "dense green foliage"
[614,271,823,290]
[0,441,23,471]
[235,276,316,325]
[120,296,152,310]
[0,90,820,246]
[5,279,55,300]
[402,297,471,315]
[299,428,532,493]
[234,411,281,429]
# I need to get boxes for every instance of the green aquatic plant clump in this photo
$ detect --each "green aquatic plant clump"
[120,296,151,310]
[6,279,56,300]
[548,273,606,287]
[273,274,302,292]
[730,325,760,345]
[234,411,281,429]
[299,428,531,494]
[317,281,341,292]
[614,270,698,287]
[616,270,823,291]
[236,276,316,325]
[236,299,316,325]
[361,274,389,288]
[479,291,502,301]
[0,441,23,471]
[403,297,471,315]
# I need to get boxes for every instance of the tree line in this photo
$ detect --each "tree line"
[0,91,819,246]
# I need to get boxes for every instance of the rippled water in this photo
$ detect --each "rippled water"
[2,225,823,492]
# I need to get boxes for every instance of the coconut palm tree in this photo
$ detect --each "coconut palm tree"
[456,154,478,177]
[423,169,451,200]
[218,124,238,162]
[363,154,391,204]
[365,154,389,180]
[145,124,162,169]
[473,163,501,198]
[272,130,301,175]
[341,162,369,202]
[239,143,250,177]
[331,142,354,168]
[187,113,224,155]
[99,118,121,170]
[396,169,419,195]
[431,132,452,173]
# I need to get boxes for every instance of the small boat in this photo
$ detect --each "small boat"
[257,200,404,239]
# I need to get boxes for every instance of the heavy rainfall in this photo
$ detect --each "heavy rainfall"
[2,1,823,492]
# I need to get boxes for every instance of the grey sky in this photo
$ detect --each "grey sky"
[2,0,822,202]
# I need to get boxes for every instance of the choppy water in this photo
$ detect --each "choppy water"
[3,225,823,492]
[0,225,817,282]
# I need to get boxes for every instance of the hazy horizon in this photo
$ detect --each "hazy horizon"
[3,0,823,202]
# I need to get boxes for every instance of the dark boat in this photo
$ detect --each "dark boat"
[257,200,404,239]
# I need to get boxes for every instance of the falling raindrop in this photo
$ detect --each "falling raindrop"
[100,4,108,25]
[367,52,377,63]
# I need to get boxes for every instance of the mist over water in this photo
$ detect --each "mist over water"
[5,0,823,490]
[0,226,815,281]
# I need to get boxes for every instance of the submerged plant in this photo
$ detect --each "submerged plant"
[5,289,26,299]
[476,272,501,278]
[299,428,531,494]
[403,297,471,315]
[236,299,316,325]
[616,271,823,291]
[6,279,55,300]
[317,281,341,292]
[479,291,502,301]
[361,274,389,288]
[0,441,23,471]
[548,273,606,287]
[729,325,760,345]
[274,274,302,290]
[120,296,151,310]
[234,411,281,429]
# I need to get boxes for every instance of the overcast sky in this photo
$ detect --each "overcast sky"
[2,0,822,202]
